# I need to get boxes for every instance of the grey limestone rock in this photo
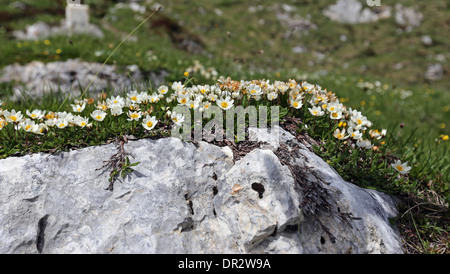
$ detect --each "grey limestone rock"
[0,59,168,100]
[0,127,403,253]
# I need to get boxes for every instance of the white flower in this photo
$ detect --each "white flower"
[290,99,303,109]
[142,115,158,130]
[110,105,124,116]
[20,119,36,132]
[333,128,349,140]
[216,96,234,110]
[158,85,169,95]
[330,110,343,120]
[171,111,185,127]
[139,92,151,104]
[45,118,57,127]
[177,94,189,105]
[187,98,201,110]
[33,123,47,135]
[127,110,141,121]
[107,95,125,108]
[267,92,278,101]
[90,110,107,122]
[56,111,73,121]
[55,118,69,129]
[369,129,385,139]
[309,94,327,105]
[195,85,210,95]
[275,81,289,93]
[0,118,6,130]
[301,82,315,93]
[148,93,160,103]
[199,101,212,112]
[209,93,217,102]
[326,102,343,113]
[356,139,373,149]
[127,103,140,111]
[74,116,91,128]
[172,81,185,93]
[348,127,363,140]
[3,109,23,123]
[127,90,142,104]
[71,101,86,113]
[351,113,370,128]
[96,101,108,111]
[248,84,262,97]
[308,106,324,116]
[231,90,241,99]
[391,160,411,174]
[26,109,46,120]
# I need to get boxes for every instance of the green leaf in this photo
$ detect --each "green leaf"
[130,161,140,167]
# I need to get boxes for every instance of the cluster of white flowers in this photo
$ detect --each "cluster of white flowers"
[0,76,411,174]
[0,108,92,134]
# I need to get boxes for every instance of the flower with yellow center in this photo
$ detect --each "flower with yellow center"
[127,91,142,104]
[200,101,211,112]
[71,101,86,113]
[333,128,349,140]
[308,106,324,116]
[96,101,108,111]
[330,110,343,120]
[391,160,411,174]
[90,110,107,122]
[45,112,56,120]
[33,123,47,135]
[369,129,386,140]
[171,111,185,127]
[348,127,362,140]
[55,118,68,129]
[290,100,303,109]
[149,93,160,103]
[107,95,125,108]
[3,109,23,123]
[142,115,158,131]
[267,92,278,101]
[158,85,168,95]
[26,109,46,120]
[196,85,209,94]
[22,120,36,132]
[127,110,141,121]
[74,116,90,128]
[187,99,200,110]
[0,118,6,130]
[216,96,234,110]
[248,84,262,97]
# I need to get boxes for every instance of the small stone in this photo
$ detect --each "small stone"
[425,64,443,81]
[421,35,433,46]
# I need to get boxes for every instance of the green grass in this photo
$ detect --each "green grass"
[0,0,448,253]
